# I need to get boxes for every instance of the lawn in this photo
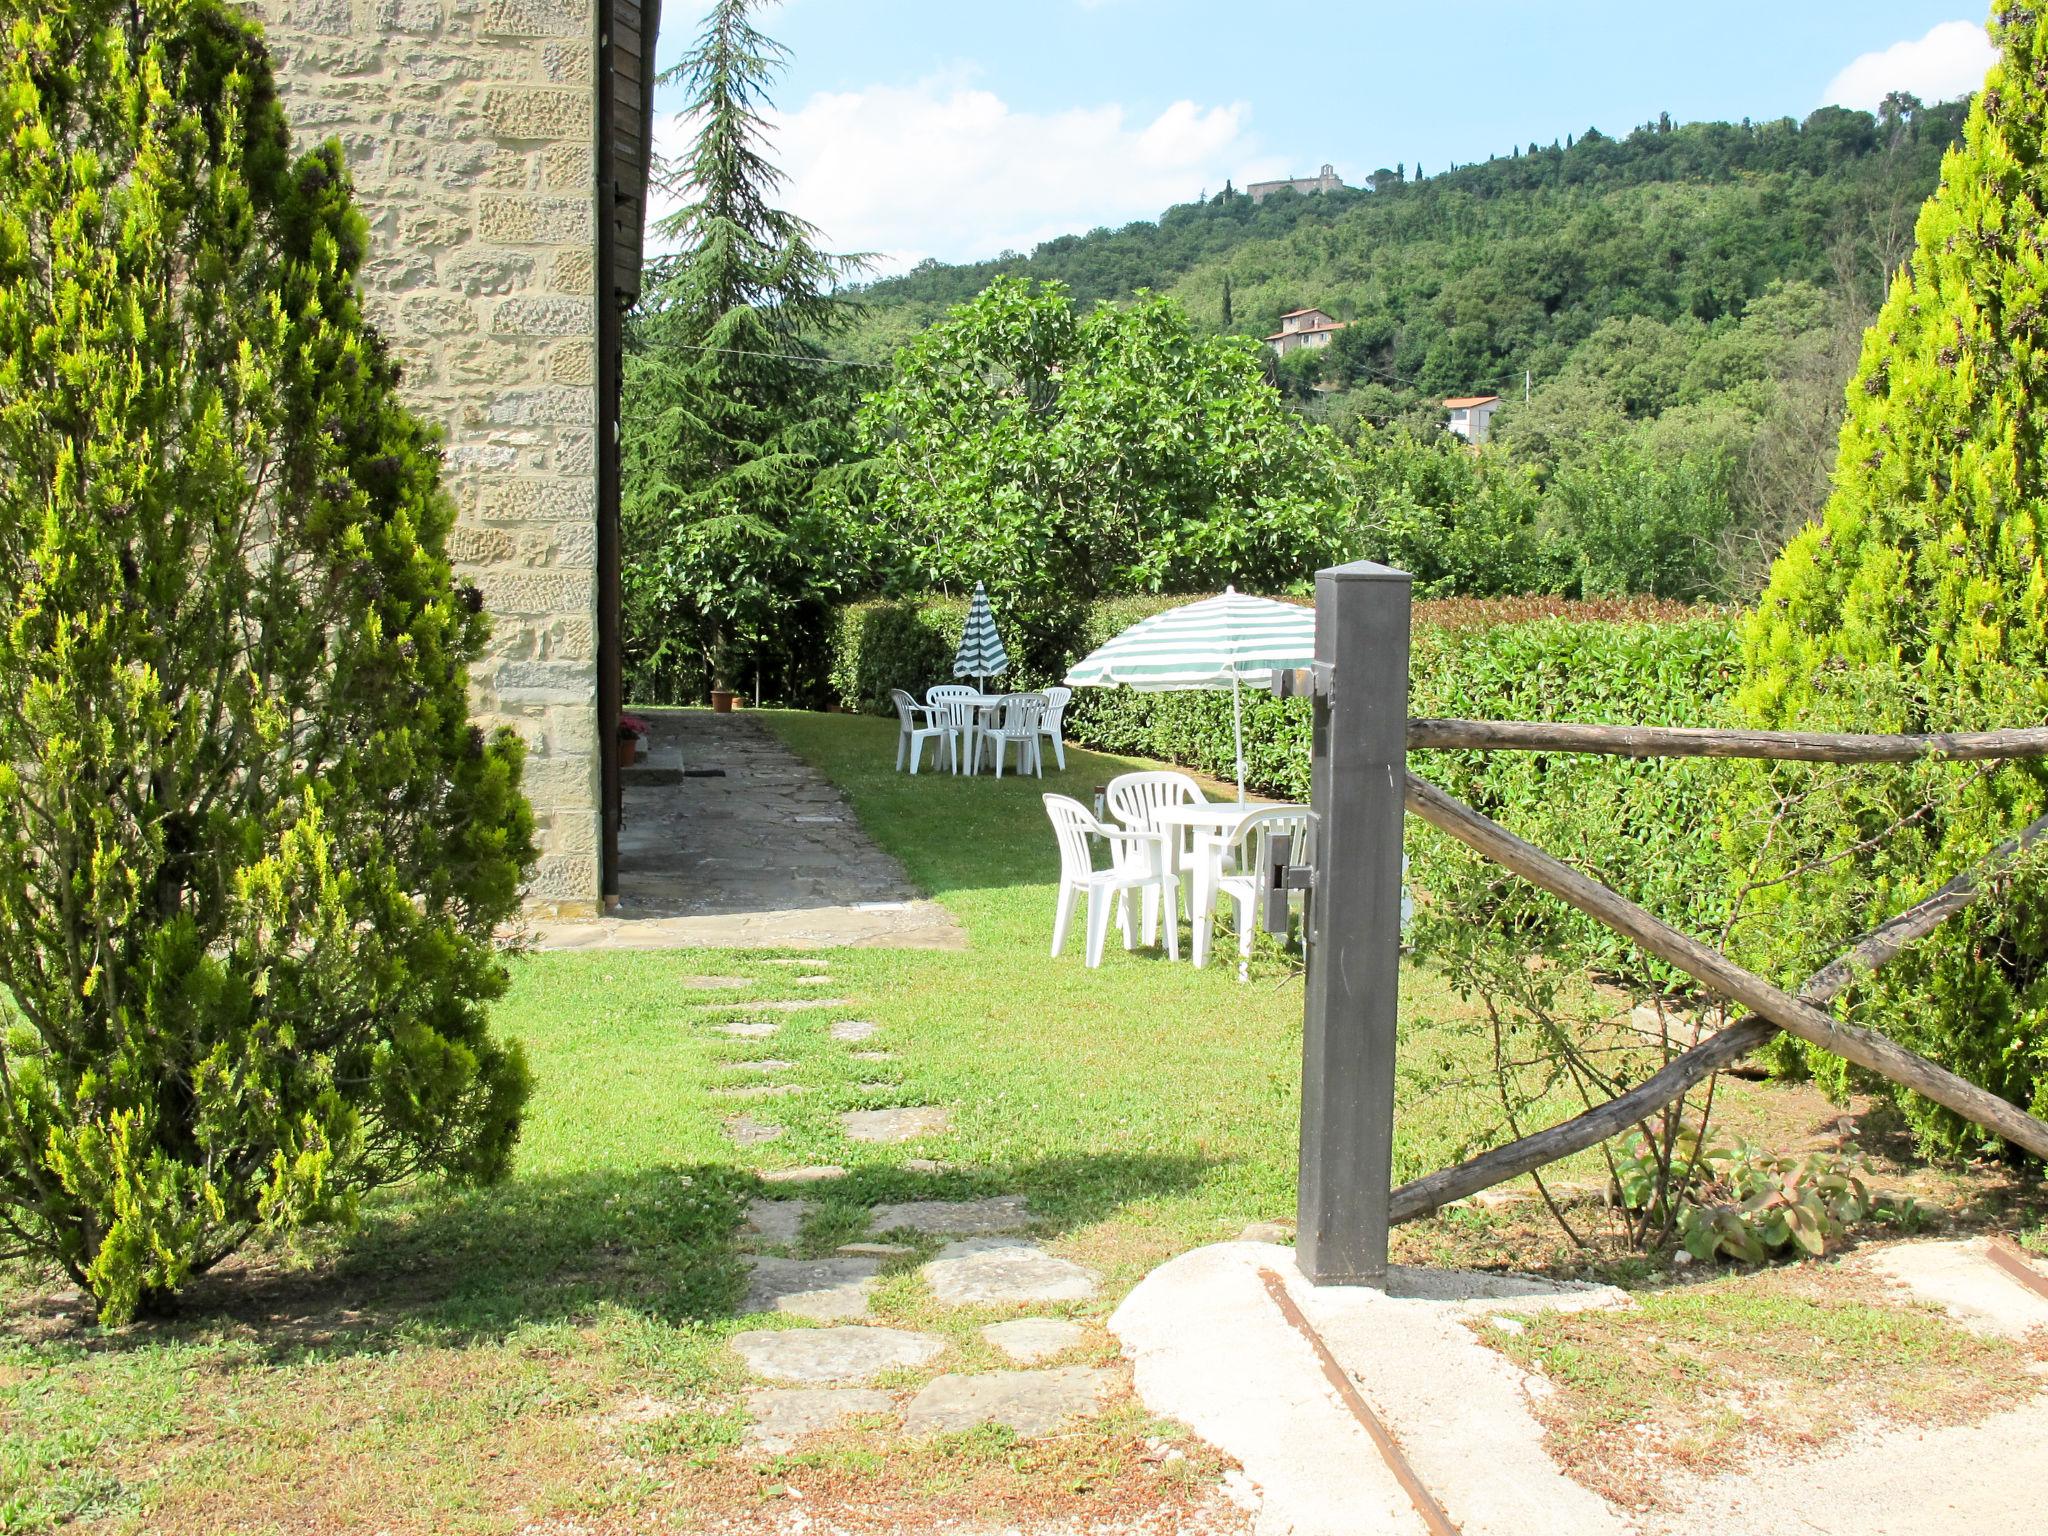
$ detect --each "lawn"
[4,708,2023,1531]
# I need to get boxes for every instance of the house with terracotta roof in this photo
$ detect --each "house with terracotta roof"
[1266,307,1347,357]
[1444,394,1502,444]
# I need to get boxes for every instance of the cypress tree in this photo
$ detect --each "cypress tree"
[1733,7,2048,1150]
[0,0,536,1319]
[1221,273,1234,327]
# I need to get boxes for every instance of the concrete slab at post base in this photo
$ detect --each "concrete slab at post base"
[1110,1241,1631,1536]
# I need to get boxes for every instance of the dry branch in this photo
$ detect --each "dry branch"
[1398,773,2048,1170]
[1407,719,2048,764]
[1391,808,2048,1223]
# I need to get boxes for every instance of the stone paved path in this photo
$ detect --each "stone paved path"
[526,710,963,951]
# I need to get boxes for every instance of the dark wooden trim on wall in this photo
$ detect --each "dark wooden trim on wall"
[594,0,659,902]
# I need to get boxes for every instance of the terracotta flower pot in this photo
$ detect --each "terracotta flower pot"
[710,689,736,713]
[618,734,639,766]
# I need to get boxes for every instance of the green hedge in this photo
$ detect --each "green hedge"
[828,592,1741,978]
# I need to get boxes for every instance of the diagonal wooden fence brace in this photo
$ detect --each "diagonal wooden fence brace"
[1400,772,2048,1164]
[1391,807,2048,1222]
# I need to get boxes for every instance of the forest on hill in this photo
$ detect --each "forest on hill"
[841,97,1966,418]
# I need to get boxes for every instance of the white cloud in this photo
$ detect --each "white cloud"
[650,70,1277,275]
[1821,19,1996,112]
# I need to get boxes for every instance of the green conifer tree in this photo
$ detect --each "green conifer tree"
[0,0,536,1320]
[620,0,863,700]
[1221,273,1234,327]
[1733,7,2048,1151]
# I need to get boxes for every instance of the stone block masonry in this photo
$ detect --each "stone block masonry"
[251,0,604,915]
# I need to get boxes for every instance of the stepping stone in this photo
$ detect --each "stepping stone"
[794,975,834,986]
[829,1019,879,1043]
[743,1197,809,1245]
[842,1107,951,1144]
[921,1239,1099,1306]
[707,998,848,1013]
[903,1367,1113,1438]
[724,1114,784,1147]
[733,1058,798,1073]
[714,1083,808,1100]
[732,1326,944,1384]
[869,1196,1032,1237]
[717,1021,778,1039]
[682,975,753,990]
[761,1165,847,1185]
[744,1387,892,1453]
[982,1318,1088,1365]
[838,1241,916,1258]
[904,1158,949,1174]
[856,1080,895,1093]
[848,1051,894,1063]
[743,1257,881,1321]
[763,958,825,967]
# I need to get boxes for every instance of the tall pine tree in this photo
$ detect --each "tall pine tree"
[621,0,863,700]
[1734,7,2048,1151]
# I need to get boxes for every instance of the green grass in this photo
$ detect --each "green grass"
[0,709,1614,1530]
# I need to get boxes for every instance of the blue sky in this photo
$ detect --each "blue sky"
[651,3,1996,273]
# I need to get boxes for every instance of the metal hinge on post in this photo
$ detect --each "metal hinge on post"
[1266,819,1317,936]
[1269,664,1337,702]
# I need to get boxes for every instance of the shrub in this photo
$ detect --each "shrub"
[0,0,537,1321]
[1730,10,2048,1154]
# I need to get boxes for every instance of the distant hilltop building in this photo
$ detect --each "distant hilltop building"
[1246,164,1345,203]
[1444,395,1502,444]
[1267,307,1346,356]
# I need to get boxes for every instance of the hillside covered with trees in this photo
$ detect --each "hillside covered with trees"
[841,98,1966,417]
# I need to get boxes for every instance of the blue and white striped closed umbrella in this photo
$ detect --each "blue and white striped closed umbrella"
[1065,587,1315,800]
[953,582,1010,688]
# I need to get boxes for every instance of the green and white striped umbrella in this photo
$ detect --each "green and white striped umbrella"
[1065,587,1315,800]
[952,582,1010,687]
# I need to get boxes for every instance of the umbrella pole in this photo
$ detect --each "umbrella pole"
[1232,673,1246,804]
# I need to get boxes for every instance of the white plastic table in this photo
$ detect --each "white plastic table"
[957,691,1043,774]
[1147,801,1307,953]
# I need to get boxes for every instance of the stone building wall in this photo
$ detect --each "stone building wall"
[249,0,604,915]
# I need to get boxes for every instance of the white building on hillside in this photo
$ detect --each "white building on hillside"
[1444,395,1501,444]
[1266,307,1346,357]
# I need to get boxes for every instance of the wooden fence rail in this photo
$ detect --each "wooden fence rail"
[1389,806,2048,1222]
[1407,719,2048,764]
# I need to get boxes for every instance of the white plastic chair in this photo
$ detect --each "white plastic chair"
[1194,807,1312,979]
[1043,794,1179,967]
[1106,771,1203,946]
[889,688,956,775]
[975,693,1045,778]
[927,685,980,774]
[1039,686,1072,771]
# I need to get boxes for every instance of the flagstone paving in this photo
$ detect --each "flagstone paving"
[922,1238,1102,1305]
[723,1114,784,1146]
[730,1057,798,1073]
[867,1196,1032,1237]
[828,1019,879,1042]
[733,1326,946,1384]
[744,1387,893,1452]
[904,1367,1115,1438]
[841,1106,952,1143]
[982,1317,1089,1364]
[524,710,964,950]
[742,1257,882,1321]
[713,1083,808,1100]
[761,1165,847,1185]
[715,1020,779,1039]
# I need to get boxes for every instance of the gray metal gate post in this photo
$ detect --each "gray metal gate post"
[1296,559,1411,1286]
